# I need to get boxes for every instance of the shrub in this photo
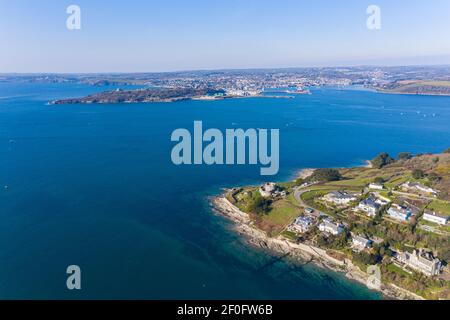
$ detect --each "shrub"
[309,168,342,182]
[398,152,413,160]
[428,172,440,182]
[371,153,395,169]
[412,169,425,180]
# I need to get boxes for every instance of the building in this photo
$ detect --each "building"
[319,219,344,236]
[291,216,314,233]
[358,197,381,217]
[422,211,449,226]
[374,194,391,206]
[401,182,439,197]
[323,191,357,205]
[396,249,442,276]
[259,183,277,197]
[369,183,384,190]
[259,183,286,198]
[387,204,412,221]
[352,235,373,250]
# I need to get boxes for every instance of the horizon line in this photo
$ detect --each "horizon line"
[2,63,450,76]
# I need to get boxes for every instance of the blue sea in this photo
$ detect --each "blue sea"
[0,82,449,299]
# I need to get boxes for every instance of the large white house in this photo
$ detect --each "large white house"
[396,249,442,276]
[352,235,373,250]
[422,211,449,226]
[369,183,384,190]
[323,191,357,205]
[358,197,381,217]
[291,216,314,233]
[319,219,344,236]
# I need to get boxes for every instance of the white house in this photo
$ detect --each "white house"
[352,235,373,250]
[358,197,381,217]
[369,183,384,190]
[319,220,344,236]
[422,212,449,226]
[323,191,357,205]
[291,216,314,233]
[396,249,442,276]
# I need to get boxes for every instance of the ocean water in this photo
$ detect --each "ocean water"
[0,82,449,299]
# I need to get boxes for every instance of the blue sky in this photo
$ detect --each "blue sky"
[1,0,450,73]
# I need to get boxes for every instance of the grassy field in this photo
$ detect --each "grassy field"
[256,199,301,236]
[427,200,450,216]
[385,263,412,277]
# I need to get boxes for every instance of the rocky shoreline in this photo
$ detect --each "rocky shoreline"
[211,194,424,300]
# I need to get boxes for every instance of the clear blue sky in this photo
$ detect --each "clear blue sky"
[1,0,450,73]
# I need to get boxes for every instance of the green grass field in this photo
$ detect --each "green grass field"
[427,200,450,216]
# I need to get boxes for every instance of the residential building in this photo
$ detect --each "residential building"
[396,249,442,276]
[369,183,384,190]
[291,216,314,233]
[352,235,373,250]
[422,211,449,226]
[358,197,381,217]
[387,204,412,221]
[323,191,357,205]
[319,219,344,236]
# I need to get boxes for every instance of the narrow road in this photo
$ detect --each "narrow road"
[293,187,328,217]
[392,190,437,201]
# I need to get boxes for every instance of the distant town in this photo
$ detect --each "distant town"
[2,65,450,104]
[214,150,450,300]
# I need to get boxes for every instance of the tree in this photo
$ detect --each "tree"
[309,168,342,182]
[428,172,441,182]
[412,169,425,180]
[398,152,413,160]
[352,251,381,265]
[247,195,272,215]
[374,177,385,184]
[371,153,395,169]
[443,148,450,154]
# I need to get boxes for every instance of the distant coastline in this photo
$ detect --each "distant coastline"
[49,87,304,105]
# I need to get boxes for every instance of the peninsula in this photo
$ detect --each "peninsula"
[212,150,450,300]
[51,87,228,104]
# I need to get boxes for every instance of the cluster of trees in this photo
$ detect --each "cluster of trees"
[316,231,350,250]
[372,152,441,182]
[411,169,441,182]
[309,168,342,182]
[398,152,413,160]
[246,194,272,215]
[371,153,396,169]
[352,251,381,266]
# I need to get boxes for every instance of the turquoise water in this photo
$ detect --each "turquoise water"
[1,82,449,299]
